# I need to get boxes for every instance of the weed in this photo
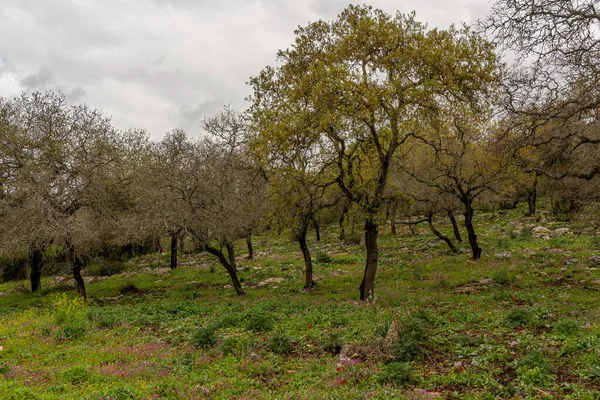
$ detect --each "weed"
[245,313,274,332]
[394,315,430,361]
[493,268,515,285]
[62,366,89,385]
[553,318,579,336]
[316,252,332,264]
[191,326,217,349]
[374,318,392,338]
[216,314,239,329]
[519,227,532,240]
[505,308,533,328]
[321,331,344,354]
[377,362,421,386]
[268,331,293,354]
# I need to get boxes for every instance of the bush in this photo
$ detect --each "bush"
[374,318,392,338]
[55,321,87,341]
[321,331,344,354]
[394,315,430,361]
[553,318,579,336]
[245,314,274,333]
[220,336,249,357]
[62,366,89,385]
[377,362,421,386]
[316,252,332,264]
[268,331,293,354]
[505,308,533,328]
[519,227,532,240]
[493,268,515,285]
[216,315,239,329]
[518,350,553,373]
[191,326,217,349]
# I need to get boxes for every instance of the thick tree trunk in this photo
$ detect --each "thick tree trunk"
[447,210,463,243]
[29,247,43,292]
[428,213,458,253]
[297,227,314,289]
[170,233,178,269]
[313,218,321,243]
[205,244,245,296]
[359,219,379,301]
[246,235,254,260]
[463,203,482,260]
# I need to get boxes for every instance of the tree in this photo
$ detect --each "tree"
[251,5,497,298]
[0,91,125,297]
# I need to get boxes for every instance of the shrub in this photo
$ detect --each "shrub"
[553,318,579,336]
[316,252,332,264]
[394,315,430,361]
[220,336,249,357]
[321,331,344,354]
[245,314,274,333]
[191,326,217,349]
[374,318,392,338]
[55,320,87,341]
[518,351,552,373]
[268,331,293,354]
[377,362,421,386]
[62,366,89,385]
[493,268,515,285]
[505,308,533,328]
[519,227,532,240]
[217,315,239,329]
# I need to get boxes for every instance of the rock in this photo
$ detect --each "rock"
[532,226,551,238]
[453,278,493,294]
[257,277,285,287]
[553,228,571,236]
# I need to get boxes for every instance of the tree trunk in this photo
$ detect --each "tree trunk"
[447,210,463,243]
[313,218,321,243]
[29,246,43,292]
[246,235,254,260]
[359,219,379,301]
[205,244,245,296]
[428,213,458,253]
[297,227,314,289]
[526,174,538,217]
[339,205,348,241]
[170,232,178,269]
[463,203,482,260]
[71,257,87,299]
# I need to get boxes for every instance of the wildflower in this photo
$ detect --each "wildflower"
[511,297,515,301]
[481,316,484,320]
[336,367,342,372]
[307,323,313,329]
[416,343,420,347]
[341,380,346,385]
[509,341,518,348]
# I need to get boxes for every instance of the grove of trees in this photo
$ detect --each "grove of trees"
[1,1,599,300]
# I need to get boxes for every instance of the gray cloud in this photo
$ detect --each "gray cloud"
[0,0,491,140]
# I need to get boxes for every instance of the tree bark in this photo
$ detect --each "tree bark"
[359,219,379,300]
[170,232,178,269]
[428,213,458,253]
[447,210,463,243]
[246,235,254,260]
[205,243,245,296]
[29,246,43,292]
[297,226,314,289]
[313,218,321,242]
[463,203,482,260]
[526,174,538,217]
[339,206,347,241]
[71,257,87,299]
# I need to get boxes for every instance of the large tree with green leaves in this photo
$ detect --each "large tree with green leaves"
[250,5,498,299]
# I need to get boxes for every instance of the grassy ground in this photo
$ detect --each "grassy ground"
[1,206,600,399]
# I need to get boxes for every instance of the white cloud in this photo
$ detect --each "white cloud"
[0,0,491,139]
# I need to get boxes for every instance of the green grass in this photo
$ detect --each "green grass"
[1,206,600,398]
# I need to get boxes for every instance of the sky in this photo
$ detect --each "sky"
[0,0,491,140]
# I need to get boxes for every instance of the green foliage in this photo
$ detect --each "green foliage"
[553,318,579,336]
[0,363,9,375]
[321,331,344,354]
[316,252,332,264]
[394,314,430,361]
[519,227,532,240]
[374,318,392,338]
[505,307,533,327]
[268,331,293,354]
[245,314,274,332]
[493,268,515,285]
[343,233,362,245]
[191,326,217,349]
[62,366,89,385]
[377,362,421,386]
[220,336,250,357]
[216,315,239,329]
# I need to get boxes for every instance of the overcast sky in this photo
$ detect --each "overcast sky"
[0,0,491,139]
